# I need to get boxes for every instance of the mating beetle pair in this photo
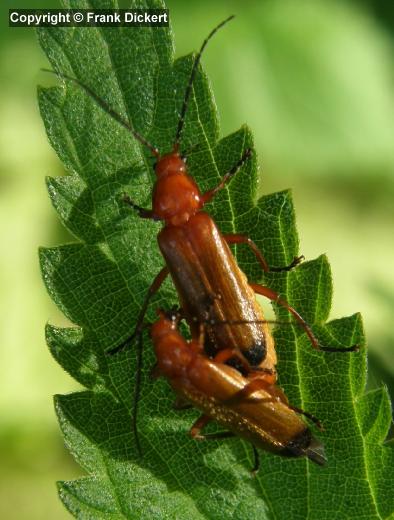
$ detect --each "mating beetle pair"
[45,16,358,471]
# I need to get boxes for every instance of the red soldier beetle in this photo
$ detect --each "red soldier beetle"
[150,308,326,471]
[104,17,357,361]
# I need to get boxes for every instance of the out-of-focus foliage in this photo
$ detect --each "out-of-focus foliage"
[0,0,393,518]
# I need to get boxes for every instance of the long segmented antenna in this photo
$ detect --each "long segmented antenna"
[41,68,160,158]
[174,15,235,147]
[191,316,359,353]
[132,329,144,456]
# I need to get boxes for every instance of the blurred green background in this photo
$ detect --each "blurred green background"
[1,0,393,518]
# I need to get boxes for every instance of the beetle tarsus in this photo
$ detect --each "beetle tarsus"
[106,334,136,356]
[270,254,305,272]
[251,445,260,475]
[318,343,359,353]
[121,194,156,219]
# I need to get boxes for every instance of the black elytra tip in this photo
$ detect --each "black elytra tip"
[281,429,327,466]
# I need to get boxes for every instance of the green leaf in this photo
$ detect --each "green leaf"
[38,1,393,518]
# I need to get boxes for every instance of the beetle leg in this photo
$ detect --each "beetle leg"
[173,396,193,410]
[149,362,161,380]
[201,148,252,204]
[247,367,277,386]
[212,350,277,384]
[251,445,260,475]
[190,414,235,441]
[224,233,303,273]
[107,266,169,355]
[122,194,159,220]
[197,321,206,348]
[213,348,251,373]
[249,283,359,353]
[188,320,207,356]
[189,414,211,440]
[224,376,283,406]
[289,405,324,431]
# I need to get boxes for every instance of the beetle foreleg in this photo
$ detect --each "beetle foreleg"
[202,148,252,204]
[122,194,158,220]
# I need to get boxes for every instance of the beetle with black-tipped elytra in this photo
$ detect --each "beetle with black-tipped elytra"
[151,308,326,472]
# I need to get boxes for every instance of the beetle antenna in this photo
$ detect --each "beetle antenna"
[41,68,160,158]
[132,329,144,457]
[198,317,292,327]
[174,15,235,148]
[200,317,359,352]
